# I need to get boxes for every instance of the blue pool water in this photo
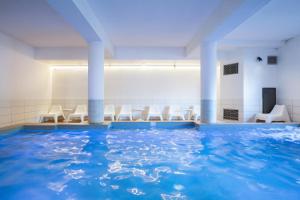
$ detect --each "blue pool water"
[0,125,300,200]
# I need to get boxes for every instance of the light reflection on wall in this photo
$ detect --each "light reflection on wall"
[50,64,200,71]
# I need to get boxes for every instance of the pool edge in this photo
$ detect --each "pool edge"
[0,122,299,133]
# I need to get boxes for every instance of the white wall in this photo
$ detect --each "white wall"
[51,67,201,117]
[243,48,278,122]
[105,69,200,105]
[52,69,87,101]
[52,47,280,123]
[218,50,244,122]
[277,35,300,122]
[218,47,278,122]
[0,32,51,128]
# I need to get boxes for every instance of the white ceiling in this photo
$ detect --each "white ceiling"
[88,0,222,47]
[0,0,300,56]
[0,0,86,47]
[225,0,300,42]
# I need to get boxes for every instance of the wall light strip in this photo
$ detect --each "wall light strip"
[50,65,200,70]
[50,66,87,70]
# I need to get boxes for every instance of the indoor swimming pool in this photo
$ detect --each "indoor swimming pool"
[0,124,299,199]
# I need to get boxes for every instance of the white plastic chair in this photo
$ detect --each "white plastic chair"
[168,105,185,121]
[116,105,133,121]
[147,105,163,121]
[255,105,291,123]
[68,105,88,123]
[39,105,65,123]
[191,105,201,121]
[104,104,115,121]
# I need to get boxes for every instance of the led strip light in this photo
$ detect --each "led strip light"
[50,64,200,70]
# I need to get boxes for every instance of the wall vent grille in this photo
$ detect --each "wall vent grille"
[267,56,277,65]
[223,109,239,121]
[224,63,238,75]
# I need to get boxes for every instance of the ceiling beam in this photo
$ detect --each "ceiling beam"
[34,46,188,61]
[114,47,186,60]
[47,0,114,57]
[218,39,284,49]
[186,0,271,57]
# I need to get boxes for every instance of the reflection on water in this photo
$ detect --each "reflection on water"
[0,126,299,199]
[249,126,300,142]
[104,128,203,184]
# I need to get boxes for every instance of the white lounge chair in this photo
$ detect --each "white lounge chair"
[191,105,201,121]
[255,105,291,123]
[68,105,88,123]
[147,105,163,121]
[116,105,133,121]
[40,105,65,123]
[168,105,185,121]
[104,104,115,121]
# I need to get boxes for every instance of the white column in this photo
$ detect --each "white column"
[88,41,104,123]
[200,41,217,123]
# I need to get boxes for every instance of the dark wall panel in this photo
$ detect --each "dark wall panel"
[262,88,276,113]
